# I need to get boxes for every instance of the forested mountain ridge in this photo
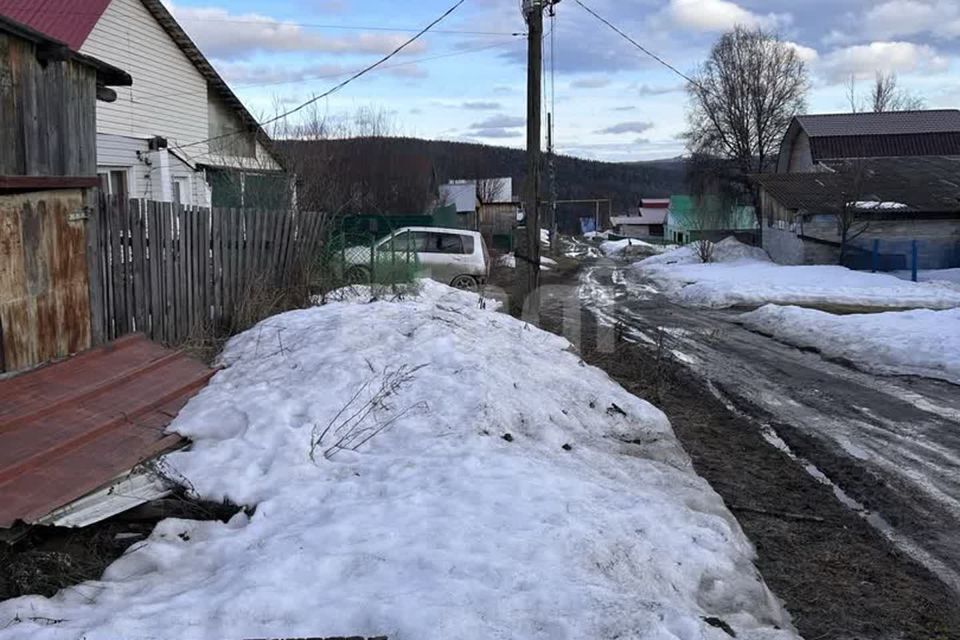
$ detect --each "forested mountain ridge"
[280,137,688,217]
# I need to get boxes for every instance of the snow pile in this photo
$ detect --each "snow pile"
[633,238,960,310]
[600,238,670,257]
[497,253,557,269]
[583,230,611,240]
[849,200,909,210]
[638,237,768,268]
[0,281,796,640]
[739,305,960,384]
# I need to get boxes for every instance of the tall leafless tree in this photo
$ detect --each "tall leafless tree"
[846,71,925,113]
[685,27,809,229]
[832,159,871,264]
[475,178,507,203]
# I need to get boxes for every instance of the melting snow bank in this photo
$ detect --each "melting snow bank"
[0,280,797,640]
[633,238,960,310]
[739,305,960,385]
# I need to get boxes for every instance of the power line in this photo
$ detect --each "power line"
[572,0,701,89]
[173,0,470,151]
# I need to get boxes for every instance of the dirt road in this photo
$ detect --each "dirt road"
[533,253,960,639]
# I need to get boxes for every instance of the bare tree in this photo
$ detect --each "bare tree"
[832,160,871,263]
[847,72,925,113]
[685,27,809,229]
[476,178,507,203]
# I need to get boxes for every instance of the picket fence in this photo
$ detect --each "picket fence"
[88,198,328,344]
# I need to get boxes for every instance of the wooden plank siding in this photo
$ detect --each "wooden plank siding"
[0,31,98,179]
[87,199,327,346]
[0,191,92,372]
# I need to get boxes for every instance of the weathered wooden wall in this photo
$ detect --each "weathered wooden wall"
[89,199,328,345]
[0,191,92,372]
[0,31,98,178]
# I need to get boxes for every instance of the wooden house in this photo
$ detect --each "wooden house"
[0,0,287,208]
[0,14,130,372]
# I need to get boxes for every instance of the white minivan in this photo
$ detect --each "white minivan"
[344,227,490,290]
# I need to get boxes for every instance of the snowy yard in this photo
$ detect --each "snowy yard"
[633,238,960,311]
[0,281,795,640]
[739,305,960,385]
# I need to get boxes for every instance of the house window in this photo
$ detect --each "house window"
[98,169,129,199]
[172,178,190,205]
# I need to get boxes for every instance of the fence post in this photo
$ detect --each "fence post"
[85,191,106,345]
[872,239,879,273]
[911,240,918,282]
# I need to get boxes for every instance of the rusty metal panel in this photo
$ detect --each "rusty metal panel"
[0,190,91,372]
[0,334,214,528]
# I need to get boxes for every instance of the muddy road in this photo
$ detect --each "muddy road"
[532,253,960,639]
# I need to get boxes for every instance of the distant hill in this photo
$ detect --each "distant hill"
[280,137,688,223]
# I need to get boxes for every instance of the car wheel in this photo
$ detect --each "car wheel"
[451,274,479,291]
[345,265,371,285]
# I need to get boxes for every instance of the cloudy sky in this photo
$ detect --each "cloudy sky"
[167,0,960,162]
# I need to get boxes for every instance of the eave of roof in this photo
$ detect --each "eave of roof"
[754,156,960,214]
[0,12,130,86]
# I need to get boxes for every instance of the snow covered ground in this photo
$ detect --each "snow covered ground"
[891,268,960,286]
[0,281,796,640]
[739,305,960,385]
[633,238,960,310]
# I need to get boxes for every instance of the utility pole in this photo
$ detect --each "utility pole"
[520,0,545,299]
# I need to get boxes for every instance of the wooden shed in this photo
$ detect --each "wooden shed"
[0,14,130,373]
[0,14,130,189]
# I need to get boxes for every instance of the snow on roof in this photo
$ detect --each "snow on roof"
[848,201,909,210]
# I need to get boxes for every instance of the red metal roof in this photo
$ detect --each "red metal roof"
[0,334,214,528]
[0,0,112,50]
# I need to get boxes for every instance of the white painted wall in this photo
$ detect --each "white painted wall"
[81,0,281,203]
[80,0,208,155]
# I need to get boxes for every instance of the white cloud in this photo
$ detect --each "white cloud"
[570,76,612,89]
[784,41,819,63]
[471,115,525,129]
[667,0,785,32]
[597,121,654,135]
[820,41,950,83]
[168,4,428,60]
[472,128,522,139]
[633,83,685,97]
[863,1,960,40]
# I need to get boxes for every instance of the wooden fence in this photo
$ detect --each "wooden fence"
[88,198,328,345]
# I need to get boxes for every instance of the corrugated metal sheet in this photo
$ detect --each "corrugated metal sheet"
[0,334,214,528]
[797,110,960,137]
[810,133,960,162]
[754,156,960,214]
[0,0,112,50]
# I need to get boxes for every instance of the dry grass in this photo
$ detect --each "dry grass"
[178,260,315,365]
